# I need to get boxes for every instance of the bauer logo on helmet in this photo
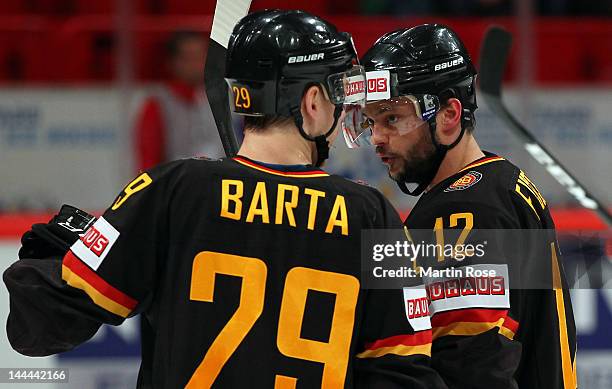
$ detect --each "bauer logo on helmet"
[434,56,464,72]
[288,53,325,64]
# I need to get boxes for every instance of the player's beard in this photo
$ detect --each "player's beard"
[378,125,442,186]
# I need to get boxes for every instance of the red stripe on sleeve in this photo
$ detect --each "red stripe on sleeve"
[432,308,509,327]
[63,251,138,310]
[503,315,520,333]
[364,331,432,351]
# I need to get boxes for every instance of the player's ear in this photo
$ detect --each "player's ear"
[300,85,323,136]
[436,97,463,142]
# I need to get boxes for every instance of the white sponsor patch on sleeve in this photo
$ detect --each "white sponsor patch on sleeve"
[402,286,432,331]
[366,70,391,101]
[425,264,510,315]
[70,216,120,271]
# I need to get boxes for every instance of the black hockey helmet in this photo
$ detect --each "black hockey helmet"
[360,24,477,132]
[225,10,366,165]
[355,24,478,195]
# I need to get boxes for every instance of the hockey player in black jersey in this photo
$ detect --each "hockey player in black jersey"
[3,10,447,389]
[346,24,577,388]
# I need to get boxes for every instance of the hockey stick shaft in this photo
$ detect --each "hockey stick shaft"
[479,26,612,227]
[204,0,252,157]
[205,40,238,157]
[486,96,612,225]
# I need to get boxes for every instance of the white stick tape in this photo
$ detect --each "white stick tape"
[210,0,252,49]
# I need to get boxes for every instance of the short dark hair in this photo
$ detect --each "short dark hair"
[243,115,294,131]
[166,30,204,58]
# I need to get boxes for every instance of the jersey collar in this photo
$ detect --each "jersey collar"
[232,156,329,178]
[458,152,505,173]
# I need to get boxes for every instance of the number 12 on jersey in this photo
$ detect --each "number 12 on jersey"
[187,251,360,388]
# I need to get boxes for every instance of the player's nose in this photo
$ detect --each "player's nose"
[370,122,388,146]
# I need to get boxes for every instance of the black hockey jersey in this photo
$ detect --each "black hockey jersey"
[4,156,446,389]
[405,152,577,389]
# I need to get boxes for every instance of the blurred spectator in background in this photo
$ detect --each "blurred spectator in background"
[134,30,223,171]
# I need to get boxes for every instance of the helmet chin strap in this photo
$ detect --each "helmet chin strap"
[291,105,343,167]
[397,119,466,196]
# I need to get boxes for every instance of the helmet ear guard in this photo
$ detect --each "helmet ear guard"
[436,75,478,132]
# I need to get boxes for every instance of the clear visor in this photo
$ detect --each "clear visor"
[326,65,366,106]
[326,65,371,149]
[342,104,369,149]
[344,94,439,148]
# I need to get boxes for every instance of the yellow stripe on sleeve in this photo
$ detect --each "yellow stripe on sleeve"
[356,344,431,359]
[551,242,577,389]
[62,264,131,318]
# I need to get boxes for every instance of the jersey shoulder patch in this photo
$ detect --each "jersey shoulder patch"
[444,170,483,192]
[438,156,516,200]
[441,155,512,194]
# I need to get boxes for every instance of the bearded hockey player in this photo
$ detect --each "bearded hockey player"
[345,24,577,388]
[3,11,447,389]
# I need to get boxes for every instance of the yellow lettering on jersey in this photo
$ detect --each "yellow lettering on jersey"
[325,195,348,236]
[433,217,445,262]
[515,184,539,220]
[111,172,153,211]
[246,182,270,223]
[221,179,243,220]
[277,267,359,388]
[220,180,350,235]
[276,184,299,227]
[515,170,547,220]
[518,170,546,209]
[274,375,297,389]
[304,188,326,231]
[403,226,422,275]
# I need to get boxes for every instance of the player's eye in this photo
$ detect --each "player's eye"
[386,114,399,125]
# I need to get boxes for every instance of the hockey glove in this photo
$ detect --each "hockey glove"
[18,204,96,259]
